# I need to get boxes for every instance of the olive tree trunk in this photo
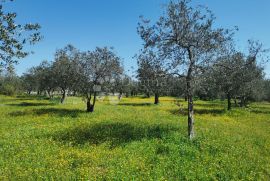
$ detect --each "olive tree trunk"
[60,89,66,104]
[154,92,159,104]
[186,48,195,139]
[86,92,97,112]
[186,79,195,139]
[227,93,232,110]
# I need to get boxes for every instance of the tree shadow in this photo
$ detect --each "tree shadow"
[15,95,50,101]
[34,108,85,118]
[54,122,175,148]
[118,103,152,107]
[195,103,223,108]
[169,108,225,116]
[9,108,85,118]
[6,102,55,107]
[250,109,270,114]
[9,110,30,117]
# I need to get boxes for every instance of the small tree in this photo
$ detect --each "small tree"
[212,40,267,110]
[237,40,268,106]
[52,45,80,103]
[32,61,57,97]
[138,0,233,139]
[22,67,38,94]
[80,47,123,112]
[137,49,166,104]
[113,74,132,99]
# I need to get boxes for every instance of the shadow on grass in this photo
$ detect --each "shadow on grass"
[9,110,30,117]
[6,102,55,107]
[170,108,225,116]
[34,108,85,118]
[195,103,224,108]
[250,109,270,114]
[54,122,175,148]
[9,108,85,118]
[15,95,50,101]
[118,103,152,107]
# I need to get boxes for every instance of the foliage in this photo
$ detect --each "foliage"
[0,1,41,68]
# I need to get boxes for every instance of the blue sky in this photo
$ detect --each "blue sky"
[4,0,270,77]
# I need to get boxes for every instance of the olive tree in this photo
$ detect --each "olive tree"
[137,0,233,139]
[212,40,267,110]
[137,49,166,104]
[111,74,132,99]
[0,1,41,68]
[52,45,80,103]
[80,47,123,112]
[21,67,38,94]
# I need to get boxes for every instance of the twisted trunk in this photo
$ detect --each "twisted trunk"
[227,93,232,110]
[86,97,92,112]
[154,92,159,104]
[86,92,97,112]
[60,89,66,104]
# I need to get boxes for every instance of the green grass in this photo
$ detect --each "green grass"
[0,95,269,180]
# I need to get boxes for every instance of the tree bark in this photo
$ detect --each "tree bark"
[86,97,93,112]
[227,93,232,110]
[154,92,159,104]
[86,92,96,112]
[60,90,66,104]
[186,79,195,139]
[186,48,195,139]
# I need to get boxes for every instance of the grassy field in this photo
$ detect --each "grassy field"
[0,95,269,180]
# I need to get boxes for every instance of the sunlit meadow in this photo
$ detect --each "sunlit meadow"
[0,95,269,180]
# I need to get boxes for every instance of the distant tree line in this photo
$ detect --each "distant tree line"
[0,40,269,112]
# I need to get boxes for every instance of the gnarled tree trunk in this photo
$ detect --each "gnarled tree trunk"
[60,89,66,104]
[86,98,93,112]
[154,92,159,104]
[227,93,231,110]
[86,92,97,112]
